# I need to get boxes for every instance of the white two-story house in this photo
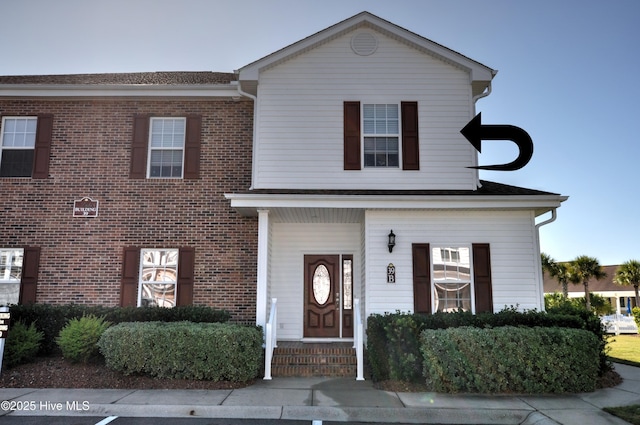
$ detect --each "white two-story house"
[226,11,567,341]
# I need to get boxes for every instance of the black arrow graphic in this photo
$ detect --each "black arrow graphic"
[461,112,534,171]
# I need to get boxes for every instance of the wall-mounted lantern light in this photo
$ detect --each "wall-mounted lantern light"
[388,230,396,253]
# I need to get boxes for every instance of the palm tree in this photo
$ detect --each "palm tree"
[541,253,571,298]
[568,255,606,311]
[613,260,640,308]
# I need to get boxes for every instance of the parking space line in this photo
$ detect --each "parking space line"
[95,416,118,425]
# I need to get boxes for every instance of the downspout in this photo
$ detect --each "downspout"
[535,209,558,310]
[471,82,492,188]
[236,80,258,190]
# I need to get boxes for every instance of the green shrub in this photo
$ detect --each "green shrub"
[56,315,111,363]
[4,321,44,368]
[420,326,600,393]
[98,321,262,382]
[10,304,231,356]
[633,307,640,328]
[366,308,602,382]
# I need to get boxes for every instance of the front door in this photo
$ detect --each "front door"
[304,255,340,338]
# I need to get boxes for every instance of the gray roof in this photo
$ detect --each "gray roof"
[238,180,561,197]
[0,71,237,85]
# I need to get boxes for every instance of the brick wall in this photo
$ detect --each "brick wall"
[0,98,258,324]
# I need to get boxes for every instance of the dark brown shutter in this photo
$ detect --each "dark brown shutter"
[19,247,40,304]
[120,247,140,307]
[32,114,53,179]
[472,243,493,313]
[176,247,195,306]
[183,115,202,179]
[401,102,419,170]
[412,244,431,314]
[344,101,361,170]
[129,115,149,179]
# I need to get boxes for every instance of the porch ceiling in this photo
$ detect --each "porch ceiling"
[270,207,364,223]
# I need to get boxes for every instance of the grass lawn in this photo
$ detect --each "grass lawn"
[607,334,640,366]
[604,334,640,424]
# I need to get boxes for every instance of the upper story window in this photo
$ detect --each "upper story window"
[363,104,399,168]
[0,115,52,179]
[344,101,419,171]
[148,118,186,178]
[130,115,201,180]
[1,117,37,177]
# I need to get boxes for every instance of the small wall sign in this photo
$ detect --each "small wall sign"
[387,263,396,283]
[0,312,10,339]
[73,197,99,218]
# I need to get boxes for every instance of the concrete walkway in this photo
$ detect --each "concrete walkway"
[0,363,638,424]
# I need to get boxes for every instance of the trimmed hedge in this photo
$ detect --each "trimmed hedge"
[97,321,262,382]
[366,308,600,383]
[420,326,600,393]
[9,304,231,355]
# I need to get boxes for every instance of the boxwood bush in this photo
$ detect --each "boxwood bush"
[97,321,262,382]
[420,326,600,393]
[367,308,598,383]
[10,304,231,356]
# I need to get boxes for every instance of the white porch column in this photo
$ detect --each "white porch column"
[256,209,270,329]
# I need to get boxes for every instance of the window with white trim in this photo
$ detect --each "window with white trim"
[0,117,37,177]
[432,246,472,312]
[148,118,186,178]
[138,249,178,307]
[363,104,399,168]
[0,249,23,305]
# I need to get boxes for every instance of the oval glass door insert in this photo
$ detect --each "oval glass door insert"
[312,264,331,305]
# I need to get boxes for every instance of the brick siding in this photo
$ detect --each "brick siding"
[0,98,258,323]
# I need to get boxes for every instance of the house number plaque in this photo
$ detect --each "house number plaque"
[387,263,396,283]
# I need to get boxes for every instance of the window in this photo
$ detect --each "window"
[1,117,37,177]
[130,115,201,180]
[148,118,185,178]
[432,246,472,312]
[121,246,194,307]
[343,101,419,170]
[363,104,399,168]
[0,249,23,305]
[412,243,493,314]
[138,249,178,307]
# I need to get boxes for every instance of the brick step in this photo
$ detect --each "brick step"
[270,342,357,377]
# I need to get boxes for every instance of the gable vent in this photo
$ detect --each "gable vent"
[351,32,378,56]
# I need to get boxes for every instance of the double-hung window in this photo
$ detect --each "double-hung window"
[363,104,399,168]
[0,249,23,305]
[0,117,37,177]
[138,248,178,307]
[431,246,472,312]
[148,118,186,178]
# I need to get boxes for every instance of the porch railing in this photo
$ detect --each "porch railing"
[264,297,278,380]
[353,298,365,380]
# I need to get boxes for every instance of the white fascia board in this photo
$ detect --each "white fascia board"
[225,193,568,214]
[0,83,239,98]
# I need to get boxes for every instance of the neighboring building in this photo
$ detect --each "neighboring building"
[544,265,639,314]
[1,12,567,340]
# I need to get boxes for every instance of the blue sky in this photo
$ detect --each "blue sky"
[2,0,639,265]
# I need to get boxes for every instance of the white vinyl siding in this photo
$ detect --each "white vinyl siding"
[364,209,542,315]
[253,29,475,190]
